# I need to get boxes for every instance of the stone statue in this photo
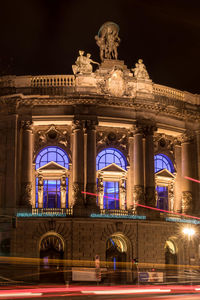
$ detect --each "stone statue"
[132,59,149,79]
[95,22,120,61]
[72,50,99,75]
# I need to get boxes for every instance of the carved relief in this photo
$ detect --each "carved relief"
[106,67,125,97]
[154,133,175,156]
[97,130,128,155]
[182,191,192,213]
[96,66,136,98]
[34,125,70,155]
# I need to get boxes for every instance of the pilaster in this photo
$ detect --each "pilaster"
[181,131,194,214]
[20,120,33,208]
[72,118,85,211]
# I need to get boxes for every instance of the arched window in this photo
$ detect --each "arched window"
[155,154,175,211]
[96,148,127,170]
[154,154,174,173]
[96,148,127,210]
[36,146,69,170]
[35,146,69,209]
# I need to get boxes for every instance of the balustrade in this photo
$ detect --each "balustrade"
[153,84,184,101]
[31,75,75,87]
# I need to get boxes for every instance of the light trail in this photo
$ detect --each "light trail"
[82,191,200,221]
[82,288,171,295]
[184,176,200,184]
[0,292,42,298]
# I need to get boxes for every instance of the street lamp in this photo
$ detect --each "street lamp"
[182,226,195,284]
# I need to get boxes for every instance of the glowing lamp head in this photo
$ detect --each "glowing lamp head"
[182,227,195,237]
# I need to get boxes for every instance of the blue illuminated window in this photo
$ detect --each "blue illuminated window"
[96,148,127,170]
[156,186,168,210]
[35,146,69,209]
[103,181,119,209]
[43,180,61,208]
[35,146,69,170]
[154,154,174,173]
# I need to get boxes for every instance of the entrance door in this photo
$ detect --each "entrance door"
[106,236,127,284]
[40,235,64,283]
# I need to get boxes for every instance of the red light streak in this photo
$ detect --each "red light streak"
[184,176,200,184]
[82,191,200,221]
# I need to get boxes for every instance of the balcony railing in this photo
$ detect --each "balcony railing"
[31,75,75,87]
[153,84,184,101]
[17,208,73,217]
[100,209,129,216]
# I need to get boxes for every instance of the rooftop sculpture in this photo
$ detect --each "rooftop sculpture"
[72,50,99,75]
[95,22,120,61]
[132,59,149,79]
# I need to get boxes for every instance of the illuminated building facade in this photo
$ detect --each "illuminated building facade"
[0,22,200,283]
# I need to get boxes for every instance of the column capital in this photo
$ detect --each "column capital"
[72,118,84,131]
[180,130,194,144]
[143,125,157,136]
[85,119,98,131]
[21,120,33,131]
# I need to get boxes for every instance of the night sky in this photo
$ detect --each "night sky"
[0,0,199,94]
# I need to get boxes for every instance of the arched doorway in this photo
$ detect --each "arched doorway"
[106,234,127,284]
[165,240,177,283]
[39,234,65,283]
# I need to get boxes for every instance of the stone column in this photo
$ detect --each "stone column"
[181,132,193,214]
[196,130,200,213]
[133,126,145,212]
[85,119,99,212]
[72,119,85,209]
[21,120,33,208]
[174,141,182,212]
[127,134,134,209]
[144,125,157,207]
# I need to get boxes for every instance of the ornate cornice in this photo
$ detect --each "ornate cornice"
[1,94,199,121]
